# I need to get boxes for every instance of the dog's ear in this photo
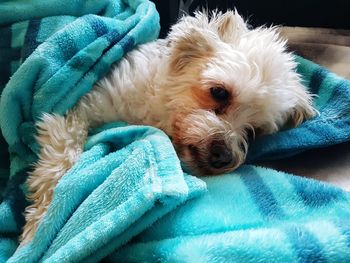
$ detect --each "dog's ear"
[215,11,248,43]
[169,29,213,74]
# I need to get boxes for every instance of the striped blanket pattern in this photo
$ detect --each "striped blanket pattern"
[109,165,350,263]
[1,0,350,262]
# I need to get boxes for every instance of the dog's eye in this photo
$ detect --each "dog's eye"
[210,87,229,102]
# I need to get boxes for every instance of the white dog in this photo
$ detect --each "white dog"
[21,11,316,243]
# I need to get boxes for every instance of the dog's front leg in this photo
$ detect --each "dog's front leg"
[20,112,88,244]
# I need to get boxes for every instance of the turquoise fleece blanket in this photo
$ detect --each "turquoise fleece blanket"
[109,165,350,263]
[1,1,350,262]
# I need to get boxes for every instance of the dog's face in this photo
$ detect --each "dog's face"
[161,11,315,175]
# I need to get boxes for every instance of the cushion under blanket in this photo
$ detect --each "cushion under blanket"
[1,1,350,262]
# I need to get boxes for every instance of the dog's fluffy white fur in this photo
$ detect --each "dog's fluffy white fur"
[21,11,316,243]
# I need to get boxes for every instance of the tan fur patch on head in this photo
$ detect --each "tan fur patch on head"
[191,86,217,110]
[169,29,214,74]
[171,111,187,146]
[191,85,235,115]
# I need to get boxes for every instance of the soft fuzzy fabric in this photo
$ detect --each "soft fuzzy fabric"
[108,165,350,263]
[0,0,173,261]
[1,1,350,262]
[0,0,160,176]
[6,123,206,262]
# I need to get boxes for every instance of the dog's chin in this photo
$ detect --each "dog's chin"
[181,161,240,176]
[174,140,247,176]
[178,154,243,176]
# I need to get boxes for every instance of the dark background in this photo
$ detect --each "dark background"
[151,0,350,37]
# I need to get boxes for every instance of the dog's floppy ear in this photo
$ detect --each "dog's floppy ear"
[215,10,248,43]
[169,29,214,74]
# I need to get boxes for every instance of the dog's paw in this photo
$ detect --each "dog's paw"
[289,102,318,128]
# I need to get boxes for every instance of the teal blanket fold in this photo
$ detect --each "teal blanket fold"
[6,123,206,262]
[109,165,350,263]
[1,1,350,262]
[0,0,160,174]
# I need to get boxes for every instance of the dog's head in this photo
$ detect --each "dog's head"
[161,11,315,175]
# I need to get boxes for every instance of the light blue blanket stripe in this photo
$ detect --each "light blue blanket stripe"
[110,228,299,263]
[306,220,350,262]
[78,175,206,263]
[109,222,350,263]
[134,171,265,243]
[107,166,350,263]
[335,220,350,249]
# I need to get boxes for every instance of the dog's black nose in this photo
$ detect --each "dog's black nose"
[209,140,232,169]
